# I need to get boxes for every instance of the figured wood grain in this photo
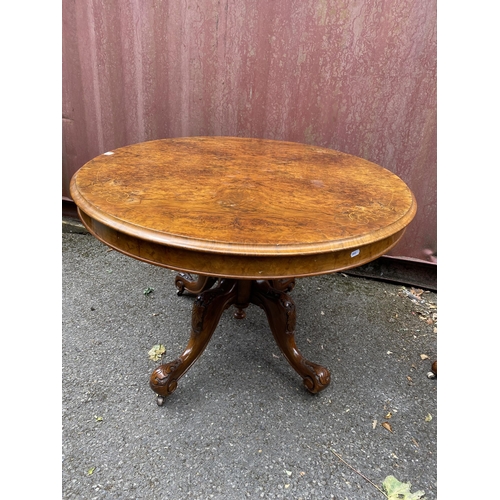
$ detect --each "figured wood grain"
[70,137,416,278]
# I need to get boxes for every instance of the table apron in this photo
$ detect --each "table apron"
[79,209,406,279]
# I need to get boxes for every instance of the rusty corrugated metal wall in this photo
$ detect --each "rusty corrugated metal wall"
[62,0,436,265]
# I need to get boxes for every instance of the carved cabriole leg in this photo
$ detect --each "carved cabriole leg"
[150,279,238,405]
[250,280,331,394]
[175,273,218,296]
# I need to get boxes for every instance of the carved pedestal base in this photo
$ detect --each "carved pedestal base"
[150,276,330,405]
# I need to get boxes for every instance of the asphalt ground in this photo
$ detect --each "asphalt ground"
[62,228,437,499]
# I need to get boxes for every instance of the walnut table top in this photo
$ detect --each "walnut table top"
[70,136,416,279]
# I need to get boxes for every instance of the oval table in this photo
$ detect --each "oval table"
[70,137,417,405]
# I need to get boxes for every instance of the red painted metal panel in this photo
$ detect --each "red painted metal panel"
[62,0,436,264]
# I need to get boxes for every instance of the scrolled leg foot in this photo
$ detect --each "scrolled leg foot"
[302,361,331,394]
[150,359,182,399]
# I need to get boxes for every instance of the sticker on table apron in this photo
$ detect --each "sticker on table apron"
[350,249,360,258]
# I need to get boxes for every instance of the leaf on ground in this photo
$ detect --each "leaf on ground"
[381,421,393,433]
[420,354,429,360]
[148,344,166,361]
[425,413,432,422]
[382,475,425,499]
[143,287,154,295]
[87,467,96,476]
